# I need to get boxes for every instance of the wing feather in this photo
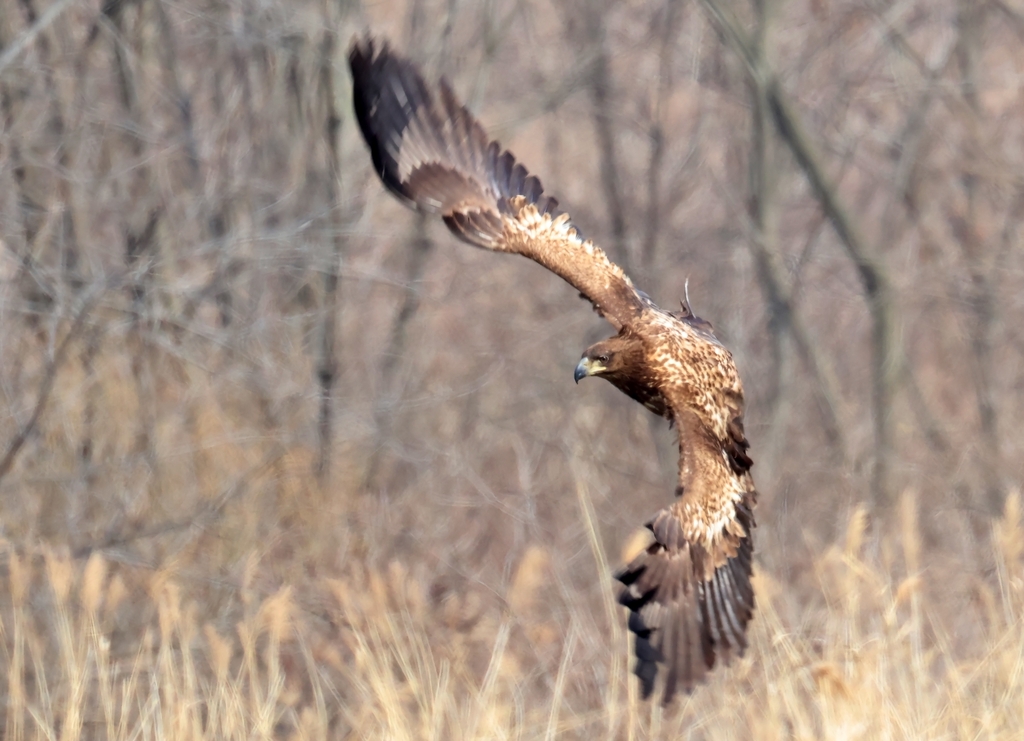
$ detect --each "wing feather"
[615,411,756,704]
[348,36,645,330]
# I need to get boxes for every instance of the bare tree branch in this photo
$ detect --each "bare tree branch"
[581,0,632,274]
[744,0,848,460]
[361,215,433,493]
[640,0,684,275]
[317,28,345,483]
[70,443,287,560]
[0,0,80,76]
[0,289,101,486]
[954,0,1005,514]
[701,0,898,507]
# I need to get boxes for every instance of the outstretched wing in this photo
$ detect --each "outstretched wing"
[616,409,757,703]
[348,36,645,330]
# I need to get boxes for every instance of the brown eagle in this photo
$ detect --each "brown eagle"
[349,36,757,703]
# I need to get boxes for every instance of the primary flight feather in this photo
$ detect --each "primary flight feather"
[349,35,758,703]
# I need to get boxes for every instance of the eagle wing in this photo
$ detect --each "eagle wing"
[348,36,645,330]
[616,409,757,703]
[351,35,760,704]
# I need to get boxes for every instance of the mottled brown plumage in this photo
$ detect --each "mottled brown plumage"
[349,35,758,704]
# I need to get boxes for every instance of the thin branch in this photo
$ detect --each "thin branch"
[0,290,101,486]
[317,28,344,483]
[71,443,287,560]
[712,171,848,460]
[361,215,433,492]
[991,0,1024,38]
[700,0,898,507]
[582,1,632,274]
[0,0,80,76]
[640,0,684,274]
[954,0,1004,513]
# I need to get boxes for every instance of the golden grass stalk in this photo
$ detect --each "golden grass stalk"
[1,501,1023,739]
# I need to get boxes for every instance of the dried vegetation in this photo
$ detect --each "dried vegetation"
[1,0,1023,738]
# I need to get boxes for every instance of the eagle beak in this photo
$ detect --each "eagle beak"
[575,357,598,383]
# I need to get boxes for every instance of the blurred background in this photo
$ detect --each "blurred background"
[1,0,1023,737]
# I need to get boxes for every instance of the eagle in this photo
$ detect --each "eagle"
[349,36,757,704]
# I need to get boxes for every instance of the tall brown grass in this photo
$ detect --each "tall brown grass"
[2,489,1021,739]
[2,0,1024,738]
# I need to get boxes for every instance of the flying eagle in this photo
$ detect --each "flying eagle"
[349,36,757,703]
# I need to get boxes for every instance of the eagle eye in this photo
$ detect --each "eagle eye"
[597,353,611,364]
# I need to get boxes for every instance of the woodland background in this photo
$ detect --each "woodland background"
[1,0,1023,738]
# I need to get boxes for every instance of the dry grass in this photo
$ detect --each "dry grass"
[2,491,1023,739]
[2,0,1024,738]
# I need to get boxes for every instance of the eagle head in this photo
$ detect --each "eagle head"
[575,338,633,383]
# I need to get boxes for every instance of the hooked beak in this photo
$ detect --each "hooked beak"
[574,357,601,384]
